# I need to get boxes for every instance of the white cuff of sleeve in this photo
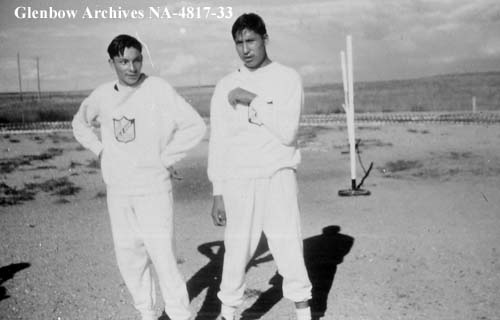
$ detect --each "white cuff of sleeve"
[212,180,223,195]
[90,143,104,158]
[249,96,274,123]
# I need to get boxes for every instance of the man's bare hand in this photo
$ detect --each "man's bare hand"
[211,195,227,226]
[167,166,183,181]
[228,87,257,107]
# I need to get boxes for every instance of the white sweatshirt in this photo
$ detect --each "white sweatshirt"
[72,75,206,195]
[207,62,303,195]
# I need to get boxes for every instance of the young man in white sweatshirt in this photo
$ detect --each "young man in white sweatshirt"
[72,34,206,320]
[208,13,312,320]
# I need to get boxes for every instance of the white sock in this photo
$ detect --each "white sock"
[296,306,311,320]
[221,304,236,320]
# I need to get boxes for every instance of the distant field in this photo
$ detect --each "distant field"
[1,71,499,123]
[306,71,500,114]
[0,91,89,123]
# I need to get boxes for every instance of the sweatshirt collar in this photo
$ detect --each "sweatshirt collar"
[114,73,147,92]
[239,61,276,75]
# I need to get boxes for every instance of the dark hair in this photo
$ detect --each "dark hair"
[231,13,267,40]
[107,34,142,59]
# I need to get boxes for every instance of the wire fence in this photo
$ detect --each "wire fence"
[1,111,500,134]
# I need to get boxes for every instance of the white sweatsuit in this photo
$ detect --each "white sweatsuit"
[207,62,312,311]
[72,75,206,320]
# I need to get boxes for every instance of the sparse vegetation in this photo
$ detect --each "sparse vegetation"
[408,128,430,134]
[86,159,100,169]
[0,182,36,206]
[0,148,63,174]
[379,151,500,180]
[381,160,423,174]
[24,176,81,196]
[94,191,106,198]
[358,139,393,148]
[53,198,71,204]
[68,161,83,169]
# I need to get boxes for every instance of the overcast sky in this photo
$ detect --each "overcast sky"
[0,0,499,92]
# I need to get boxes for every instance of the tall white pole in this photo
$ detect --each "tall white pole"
[346,35,356,189]
[339,35,371,197]
[340,51,349,112]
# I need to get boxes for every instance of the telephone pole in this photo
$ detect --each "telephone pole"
[17,52,23,101]
[36,57,41,101]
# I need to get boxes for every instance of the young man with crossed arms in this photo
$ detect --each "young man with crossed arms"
[208,13,312,320]
[72,34,206,320]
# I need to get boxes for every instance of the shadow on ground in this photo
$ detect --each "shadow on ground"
[176,237,271,320]
[184,225,354,320]
[0,262,31,301]
[305,226,354,320]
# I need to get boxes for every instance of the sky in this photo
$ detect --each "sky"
[0,0,499,92]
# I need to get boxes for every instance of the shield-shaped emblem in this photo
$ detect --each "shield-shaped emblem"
[113,117,136,143]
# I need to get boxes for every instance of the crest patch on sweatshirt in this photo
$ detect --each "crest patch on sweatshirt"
[113,116,136,143]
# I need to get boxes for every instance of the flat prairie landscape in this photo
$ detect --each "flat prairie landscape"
[1,71,500,124]
[1,121,499,320]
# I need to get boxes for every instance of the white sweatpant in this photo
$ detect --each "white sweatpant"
[218,169,312,308]
[106,183,191,320]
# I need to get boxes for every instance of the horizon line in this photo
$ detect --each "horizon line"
[1,69,499,94]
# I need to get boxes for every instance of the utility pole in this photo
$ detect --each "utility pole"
[17,52,23,101]
[36,56,41,101]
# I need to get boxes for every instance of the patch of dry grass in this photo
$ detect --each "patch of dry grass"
[0,148,63,174]
[1,177,82,207]
[379,160,423,176]
[379,151,500,180]
[0,183,36,206]
[25,176,81,196]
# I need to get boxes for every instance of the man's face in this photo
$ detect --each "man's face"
[234,28,268,70]
[109,47,143,87]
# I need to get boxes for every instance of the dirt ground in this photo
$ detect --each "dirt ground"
[1,123,499,320]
